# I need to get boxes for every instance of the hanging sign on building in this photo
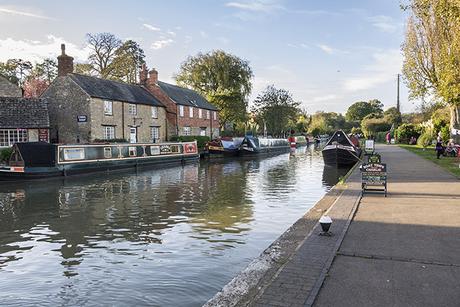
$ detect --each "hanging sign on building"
[38,129,49,142]
[77,115,87,122]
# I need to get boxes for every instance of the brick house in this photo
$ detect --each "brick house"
[139,65,220,138]
[0,97,50,147]
[0,75,22,97]
[41,45,167,144]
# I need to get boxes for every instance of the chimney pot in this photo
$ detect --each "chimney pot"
[148,68,158,85]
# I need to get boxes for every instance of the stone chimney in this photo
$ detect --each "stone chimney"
[57,44,74,76]
[148,68,158,86]
[139,63,148,85]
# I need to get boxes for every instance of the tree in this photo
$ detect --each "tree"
[308,111,346,135]
[383,107,402,125]
[252,85,301,137]
[109,40,145,83]
[345,99,384,122]
[86,32,122,78]
[0,59,33,86]
[175,50,253,128]
[402,0,460,139]
[33,58,57,83]
[361,117,391,137]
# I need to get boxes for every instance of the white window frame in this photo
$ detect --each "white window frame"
[103,147,112,158]
[183,126,191,136]
[151,106,158,119]
[63,148,85,161]
[206,110,210,119]
[0,129,28,147]
[213,111,217,120]
[128,146,137,157]
[179,105,184,117]
[189,106,194,118]
[151,126,160,142]
[200,127,207,136]
[104,100,113,116]
[128,104,137,116]
[198,108,203,118]
[103,126,115,140]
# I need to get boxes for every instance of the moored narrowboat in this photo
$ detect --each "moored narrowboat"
[322,130,361,166]
[0,141,199,181]
[205,137,244,157]
[240,136,290,156]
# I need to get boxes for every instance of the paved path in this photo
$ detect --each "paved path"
[314,145,460,307]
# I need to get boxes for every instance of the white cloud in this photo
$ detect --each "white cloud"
[151,39,174,50]
[0,35,89,62]
[225,0,283,13]
[366,15,398,33]
[287,43,310,49]
[343,49,402,92]
[317,44,334,54]
[310,94,339,103]
[166,30,176,37]
[143,23,161,32]
[0,7,53,20]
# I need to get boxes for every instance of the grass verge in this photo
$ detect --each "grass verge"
[399,144,460,179]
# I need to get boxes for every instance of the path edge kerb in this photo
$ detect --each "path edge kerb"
[204,162,362,307]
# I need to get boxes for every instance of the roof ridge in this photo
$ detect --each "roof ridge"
[70,73,145,88]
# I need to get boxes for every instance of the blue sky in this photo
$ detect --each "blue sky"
[0,0,414,113]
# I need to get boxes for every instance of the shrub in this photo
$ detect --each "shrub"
[361,117,391,137]
[350,127,362,135]
[0,148,13,163]
[417,132,433,148]
[395,123,422,144]
[375,131,388,143]
[169,135,211,149]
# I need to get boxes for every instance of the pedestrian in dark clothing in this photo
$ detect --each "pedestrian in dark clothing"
[435,141,444,159]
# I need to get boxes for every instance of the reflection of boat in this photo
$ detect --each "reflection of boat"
[322,130,361,166]
[206,137,244,157]
[322,164,352,187]
[240,136,290,156]
[0,141,199,181]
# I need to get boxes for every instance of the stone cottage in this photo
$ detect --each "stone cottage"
[139,65,220,138]
[0,75,22,97]
[42,45,167,144]
[0,97,50,147]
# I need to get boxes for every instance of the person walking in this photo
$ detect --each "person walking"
[435,132,444,159]
[386,132,391,145]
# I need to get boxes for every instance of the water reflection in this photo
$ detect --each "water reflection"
[0,145,344,306]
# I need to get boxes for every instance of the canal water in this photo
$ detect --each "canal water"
[0,145,349,306]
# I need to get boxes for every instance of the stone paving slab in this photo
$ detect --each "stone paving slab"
[314,255,460,307]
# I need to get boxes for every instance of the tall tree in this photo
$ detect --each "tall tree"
[109,40,145,83]
[175,50,253,128]
[32,58,57,83]
[345,100,384,122]
[252,85,301,137]
[86,32,122,78]
[0,59,33,86]
[402,0,460,137]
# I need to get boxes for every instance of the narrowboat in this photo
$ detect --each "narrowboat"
[240,136,290,156]
[205,137,244,157]
[0,141,199,181]
[322,130,361,166]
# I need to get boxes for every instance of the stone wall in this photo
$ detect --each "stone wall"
[90,98,167,142]
[0,76,22,97]
[41,76,91,143]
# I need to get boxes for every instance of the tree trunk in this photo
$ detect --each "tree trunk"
[450,105,460,143]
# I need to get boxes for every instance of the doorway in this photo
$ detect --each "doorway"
[130,127,137,143]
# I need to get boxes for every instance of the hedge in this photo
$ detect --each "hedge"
[0,148,12,163]
[169,135,211,149]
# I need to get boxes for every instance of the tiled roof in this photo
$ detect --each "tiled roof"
[0,97,50,129]
[157,81,218,111]
[69,73,164,107]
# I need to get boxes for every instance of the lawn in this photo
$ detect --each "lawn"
[399,144,460,178]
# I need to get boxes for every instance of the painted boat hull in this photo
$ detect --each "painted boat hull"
[322,146,360,166]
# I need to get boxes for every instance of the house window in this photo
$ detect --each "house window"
[128,104,137,116]
[0,129,28,147]
[104,100,113,115]
[198,108,203,118]
[151,127,160,142]
[104,147,112,158]
[213,111,217,120]
[103,126,115,140]
[206,110,210,119]
[189,106,194,118]
[183,126,191,136]
[179,105,184,117]
[200,127,207,136]
[151,106,158,118]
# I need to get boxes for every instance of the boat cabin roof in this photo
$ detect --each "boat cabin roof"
[325,130,355,147]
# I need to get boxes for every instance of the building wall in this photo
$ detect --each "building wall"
[89,98,167,143]
[41,76,91,143]
[0,76,22,97]
[177,105,220,138]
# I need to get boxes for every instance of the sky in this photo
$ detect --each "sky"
[0,0,415,113]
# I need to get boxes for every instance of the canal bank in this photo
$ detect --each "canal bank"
[206,144,460,306]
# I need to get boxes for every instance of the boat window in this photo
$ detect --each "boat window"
[150,146,160,155]
[63,148,85,161]
[129,147,137,157]
[104,147,112,158]
[170,145,181,153]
